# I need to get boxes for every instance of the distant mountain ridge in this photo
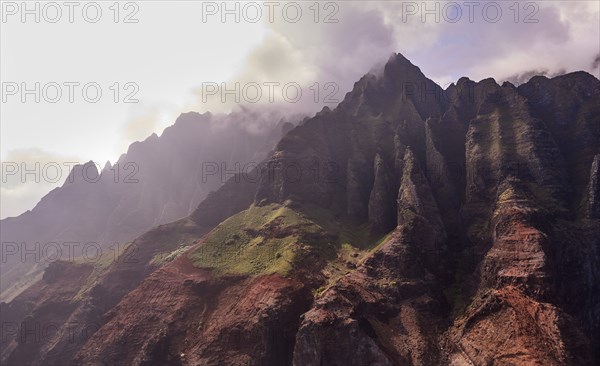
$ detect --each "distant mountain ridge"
[0,110,294,301]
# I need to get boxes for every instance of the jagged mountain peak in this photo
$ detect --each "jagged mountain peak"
[61,160,98,186]
[383,52,427,79]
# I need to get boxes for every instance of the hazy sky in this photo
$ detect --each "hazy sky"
[1,0,599,218]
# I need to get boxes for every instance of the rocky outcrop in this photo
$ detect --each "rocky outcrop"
[294,147,448,366]
[584,154,600,218]
[445,286,586,366]
[368,153,396,232]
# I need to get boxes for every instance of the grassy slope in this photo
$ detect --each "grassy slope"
[73,217,204,299]
[188,202,387,285]
[189,203,326,276]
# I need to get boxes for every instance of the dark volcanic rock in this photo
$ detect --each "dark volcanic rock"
[585,154,600,219]
[255,54,599,365]
[368,153,396,232]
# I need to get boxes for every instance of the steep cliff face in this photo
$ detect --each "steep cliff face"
[3,54,598,366]
[585,154,600,218]
[283,56,599,365]
[294,147,448,366]
[290,56,599,365]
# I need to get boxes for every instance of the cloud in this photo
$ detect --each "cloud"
[502,68,567,86]
[1,149,83,219]
[379,1,593,83]
[192,2,397,115]
[191,1,599,115]
[124,110,159,142]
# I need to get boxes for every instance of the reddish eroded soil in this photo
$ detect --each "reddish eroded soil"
[293,222,448,366]
[0,261,94,366]
[446,285,589,366]
[73,252,313,366]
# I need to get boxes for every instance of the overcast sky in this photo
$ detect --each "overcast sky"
[1,0,599,218]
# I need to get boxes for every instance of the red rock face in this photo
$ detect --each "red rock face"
[74,254,312,366]
[2,54,599,365]
[0,261,94,366]
[447,286,583,366]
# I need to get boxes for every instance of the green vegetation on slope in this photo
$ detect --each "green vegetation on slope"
[73,217,203,299]
[0,263,45,302]
[188,203,335,276]
[189,202,388,277]
[73,241,134,300]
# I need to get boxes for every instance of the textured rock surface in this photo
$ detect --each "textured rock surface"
[2,54,599,365]
[258,54,599,365]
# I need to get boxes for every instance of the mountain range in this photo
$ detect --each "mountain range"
[0,110,294,301]
[1,53,598,365]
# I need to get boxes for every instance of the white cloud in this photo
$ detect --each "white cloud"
[1,149,83,218]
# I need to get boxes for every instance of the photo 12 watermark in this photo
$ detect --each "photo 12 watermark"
[1,321,101,344]
[1,161,140,184]
[200,159,341,184]
[199,81,340,105]
[200,1,340,24]
[0,241,139,264]
[1,1,140,24]
[397,1,539,24]
[1,82,139,103]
